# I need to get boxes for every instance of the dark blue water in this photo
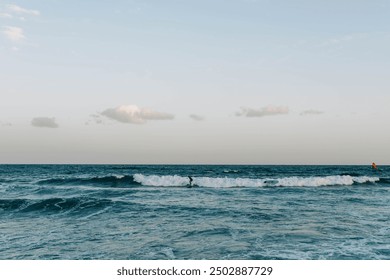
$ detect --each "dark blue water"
[1,165,389,259]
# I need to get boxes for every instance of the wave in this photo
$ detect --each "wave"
[0,178,15,183]
[133,174,189,187]
[33,173,385,188]
[0,197,113,213]
[37,175,137,187]
[133,174,380,188]
[223,170,241,174]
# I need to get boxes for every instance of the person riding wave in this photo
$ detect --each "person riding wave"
[188,176,193,187]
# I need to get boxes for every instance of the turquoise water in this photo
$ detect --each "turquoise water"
[0,165,389,259]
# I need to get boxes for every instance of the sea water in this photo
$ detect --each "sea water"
[0,165,389,259]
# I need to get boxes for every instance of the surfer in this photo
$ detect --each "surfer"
[372,162,378,170]
[188,176,193,188]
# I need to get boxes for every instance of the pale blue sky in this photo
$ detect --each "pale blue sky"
[1,0,389,164]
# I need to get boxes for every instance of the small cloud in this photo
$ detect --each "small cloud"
[101,105,174,124]
[236,105,289,118]
[300,110,324,116]
[319,35,354,48]
[0,13,13,19]
[2,26,25,42]
[189,114,205,121]
[7,4,40,16]
[31,117,58,128]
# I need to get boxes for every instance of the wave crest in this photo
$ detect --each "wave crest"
[133,174,189,187]
[133,174,380,188]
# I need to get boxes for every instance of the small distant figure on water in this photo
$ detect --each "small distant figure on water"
[372,162,378,170]
[188,176,193,187]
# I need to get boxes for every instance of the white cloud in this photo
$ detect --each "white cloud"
[0,13,13,18]
[31,117,59,128]
[300,110,324,116]
[319,35,354,48]
[236,105,289,117]
[2,26,25,41]
[7,4,40,16]
[189,114,205,121]
[101,105,174,124]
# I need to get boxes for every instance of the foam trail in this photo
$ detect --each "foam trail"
[133,174,380,188]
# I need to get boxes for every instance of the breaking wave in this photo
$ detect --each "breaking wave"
[133,174,380,188]
[33,174,385,188]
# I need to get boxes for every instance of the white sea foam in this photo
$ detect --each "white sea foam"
[133,174,189,187]
[133,174,380,188]
[275,175,378,187]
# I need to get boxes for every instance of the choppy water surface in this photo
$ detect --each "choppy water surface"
[1,165,389,259]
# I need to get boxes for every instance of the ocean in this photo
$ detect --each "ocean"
[0,164,389,260]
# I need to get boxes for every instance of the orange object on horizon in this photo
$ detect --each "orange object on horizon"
[372,162,378,169]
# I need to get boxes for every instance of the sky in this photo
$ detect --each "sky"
[1,0,389,164]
